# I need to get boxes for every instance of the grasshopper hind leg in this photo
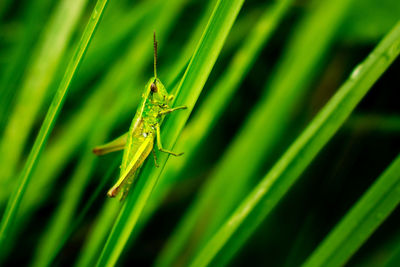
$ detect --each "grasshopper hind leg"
[155,124,184,156]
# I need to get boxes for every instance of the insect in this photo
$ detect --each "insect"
[93,33,187,199]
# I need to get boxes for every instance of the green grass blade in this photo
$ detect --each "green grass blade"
[302,153,400,267]
[0,0,53,130]
[188,20,400,267]
[156,0,355,264]
[0,0,89,190]
[95,0,245,265]
[0,0,108,254]
[30,92,128,267]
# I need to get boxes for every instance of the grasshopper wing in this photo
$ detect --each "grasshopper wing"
[107,136,154,198]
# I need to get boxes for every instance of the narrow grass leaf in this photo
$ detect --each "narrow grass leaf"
[0,0,108,253]
[0,0,89,192]
[31,91,129,267]
[0,0,53,130]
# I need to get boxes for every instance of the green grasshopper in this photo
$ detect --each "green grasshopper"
[93,33,187,199]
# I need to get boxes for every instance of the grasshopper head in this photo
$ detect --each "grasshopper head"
[149,77,169,103]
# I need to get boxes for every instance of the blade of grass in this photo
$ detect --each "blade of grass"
[30,87,129,267]
[144,0,293,257]
[302,153,400,267]
[0,0,89,191]
[0,0,53,130]
[188,20,400,267]
[95,0,245,265]
[156,0,355,265]
[0,0,108,255]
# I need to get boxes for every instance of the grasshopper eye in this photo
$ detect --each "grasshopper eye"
[150,82,157,92]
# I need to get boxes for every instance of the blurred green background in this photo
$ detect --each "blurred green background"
[0,0,399,266]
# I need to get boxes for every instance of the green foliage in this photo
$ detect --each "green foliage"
[341,0,400,42]
[187,21,400,266]
[0,0,399,266]
[303,153,400,267]
[0,0,108,255]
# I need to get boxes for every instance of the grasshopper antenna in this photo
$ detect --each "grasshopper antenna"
[153,31,158,78]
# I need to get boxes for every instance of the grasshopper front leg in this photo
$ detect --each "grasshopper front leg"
[155,124,184,156]
[158,105,187,116]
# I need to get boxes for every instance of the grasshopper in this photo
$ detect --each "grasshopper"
[93,33,187,199]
